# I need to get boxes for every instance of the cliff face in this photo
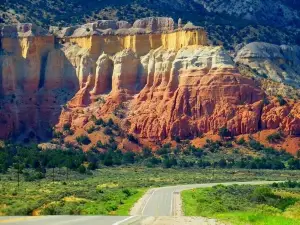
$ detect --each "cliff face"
[235,42,300,89]
[0,18,299,146]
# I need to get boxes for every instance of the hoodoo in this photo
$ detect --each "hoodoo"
[0,18,299,148]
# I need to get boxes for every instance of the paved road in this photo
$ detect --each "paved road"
[0,216,134,225]
[0,181,281,225]
[136,180,281,216]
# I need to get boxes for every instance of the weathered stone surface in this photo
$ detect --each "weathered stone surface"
[133,17,175,32]
[0,20,299,148]
[235,42,300,88]
[1,23,49,37]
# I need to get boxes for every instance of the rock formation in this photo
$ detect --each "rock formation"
[0,18,299,147]
[235,42,300,88]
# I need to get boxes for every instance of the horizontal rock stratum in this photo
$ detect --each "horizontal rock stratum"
[0,17,299,152]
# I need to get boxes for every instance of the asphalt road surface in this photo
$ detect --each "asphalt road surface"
[138,180,279,216]
[0,181,280,225]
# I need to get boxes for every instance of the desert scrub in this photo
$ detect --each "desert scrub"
[2,168,300,216]
[182,182,300,225]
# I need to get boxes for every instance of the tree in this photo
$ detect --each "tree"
[103,153,113,166]
[95,118,104,126]
[13,156,24,188]
[88,162,98,170]
[218,159,227,168]
[127,134,139,144]
[249,140,263,151]
[142,147,152,158]
[123,152,135,164]
[107,118,114,127]
[104,127,113,136]
[218,127,231,139]
[78,165,86,174]
[266,132,284,143]
[297,150,300,159]
[277,95,287,106]
[76,135,91,145]
[63,123,71,131]
[236,137,246,145]
[174,136,181,143]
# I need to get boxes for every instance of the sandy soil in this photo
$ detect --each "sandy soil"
[137,216,226,225]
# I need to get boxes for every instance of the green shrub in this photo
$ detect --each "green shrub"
[251,186,275,203]
[107,118,114,127]
[236,137,246,145]
[127,134,139,144]
[78,165,86,174]
[53,131,63,139]
[95,118,104,126]
[218,127,231,139]
[87,126,96,134]
[63,123,71,131]
[277,95,287,106]
[76,135,91,145]
[104,127,113,136]
[267,132,284,143]
[249,140,264,151]
[142,147,152,158]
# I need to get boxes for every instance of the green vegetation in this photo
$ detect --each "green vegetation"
[182,181,300,225]
[277,95,287,106]
[1,0,299,50]
[267,131,284,143]
[76,135,91,145]
[1,167,300,216]
[218,127,232,140]
[0,137,300,217]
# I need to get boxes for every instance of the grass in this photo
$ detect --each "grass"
[182,183,300,225]
[1,167,300,216]
[115,188,146,215]
[216,211,300,225]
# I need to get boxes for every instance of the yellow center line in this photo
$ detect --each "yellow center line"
[0,216,43,224]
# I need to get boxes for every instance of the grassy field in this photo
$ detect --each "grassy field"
[182,182,300,225]
[1,167,300,216]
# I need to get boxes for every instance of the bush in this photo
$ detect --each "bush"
[97,141,104,148]
[76,135,91,145]
[218,159,227,168]
[236,137,246,145]
[63,123,71,131]
[142,147,152,158]
[127,134,139,144]
[198,160,211,168]
[104,127,113,136]
[123,152,135,164]
[107,118,114,127]
[78,165,86,174]
[87,126,96,134]
[156,147,170,156]
[53,131,63,139]
[88,162,98,170]
[277,95,287,106]
[249,140,264,151]
[263,97,270,106]
[266,132,284,143]
[251,186,275,203]
[173,136,181,143]
[95,118,104,126]
[218,127,231,139]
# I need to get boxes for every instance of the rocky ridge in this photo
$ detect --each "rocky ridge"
[0,17,299,153]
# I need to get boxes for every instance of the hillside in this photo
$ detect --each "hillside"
[1,0,300,49]
[0,19,299,154]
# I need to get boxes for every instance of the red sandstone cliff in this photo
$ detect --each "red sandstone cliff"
[0,20,299,152]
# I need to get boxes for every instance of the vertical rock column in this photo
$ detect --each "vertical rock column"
[90,53,113,95]
[112,49,139,95]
